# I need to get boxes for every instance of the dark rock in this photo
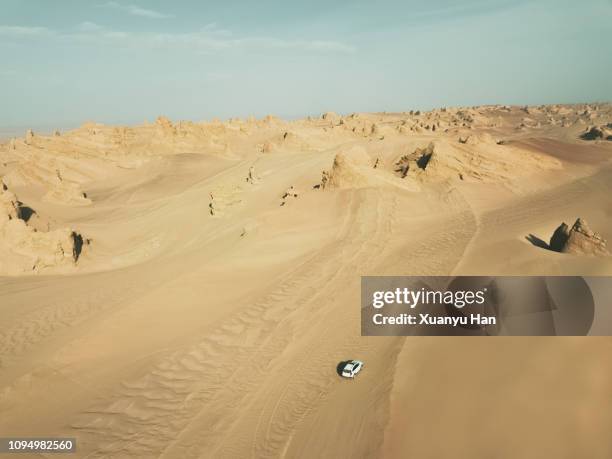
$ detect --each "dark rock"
[581,125,612,141]
[549,222,570,252]
[581,126,604,140]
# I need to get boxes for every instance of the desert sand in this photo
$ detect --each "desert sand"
[1,103,611,458]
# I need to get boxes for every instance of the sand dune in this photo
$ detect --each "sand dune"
[1,103,611,458]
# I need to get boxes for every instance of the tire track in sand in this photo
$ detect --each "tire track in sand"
[69,186,478,458]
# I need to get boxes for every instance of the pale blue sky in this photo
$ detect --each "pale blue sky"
[1,0,611,129]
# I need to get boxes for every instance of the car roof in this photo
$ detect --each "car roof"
[343,360,362,369]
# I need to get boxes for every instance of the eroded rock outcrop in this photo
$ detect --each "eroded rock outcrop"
[580,125,612,141]
[395,143,434,178]
[0,181,86,274]
[320,147,374,189]
[549,218,609,255]
[0,179,22,222]
[394,138,561,184]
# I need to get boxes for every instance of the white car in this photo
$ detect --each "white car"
[341,360,364,378]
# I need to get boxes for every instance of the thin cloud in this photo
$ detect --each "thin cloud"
[99,2,173,19]
[76,21,104,32]
[1,22,355,54]
[229,37,356,53]
[0,25,52,36]
[64,23,356,54]
[150,32,356,53]
[201,22,233,37]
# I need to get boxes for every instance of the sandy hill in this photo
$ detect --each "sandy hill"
[0,103,611,458]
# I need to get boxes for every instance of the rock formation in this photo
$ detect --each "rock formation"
[549,218,609,255]
[280,186,298,206]
[25,128,34,145]
[395,143,434,178]
[246,165,258,184]
[549,223,570,252]
[0,181,86,274]
[0,179,22,222]
[580,125,612,141]
[320,147,374,189]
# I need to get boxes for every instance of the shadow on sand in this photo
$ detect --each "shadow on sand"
[525,234,553,251]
